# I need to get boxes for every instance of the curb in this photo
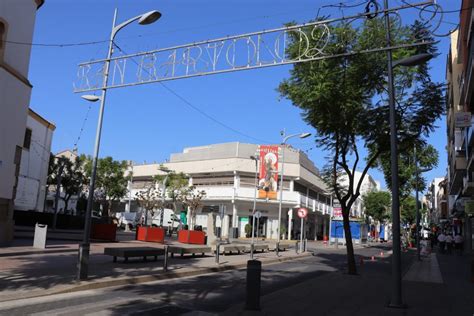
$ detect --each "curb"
[0,252,312,303]
[0,248,78,258]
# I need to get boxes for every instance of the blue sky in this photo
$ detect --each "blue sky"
[28,0,461,190]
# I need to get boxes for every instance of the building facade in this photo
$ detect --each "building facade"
[14,109,55,212]
[446,0,474,252]
[0,0,44,245]
[129,142,332,240]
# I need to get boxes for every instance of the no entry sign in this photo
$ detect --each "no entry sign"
[297,208,308,219]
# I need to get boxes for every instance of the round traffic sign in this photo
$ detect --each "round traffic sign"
[254,211,262,219]
[297,208,308,219]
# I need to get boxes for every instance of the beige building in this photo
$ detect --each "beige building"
[0,0,44,245]
[446,0,474,253]
[129,142,332,240]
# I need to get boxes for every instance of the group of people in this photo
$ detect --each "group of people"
[436,231,464,255]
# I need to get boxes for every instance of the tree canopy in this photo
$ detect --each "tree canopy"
[84,156,130,216]
[278,17,444,274]
[362,191,391,223]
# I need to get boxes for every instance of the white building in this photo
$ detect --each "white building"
[338,170,381,218]
[129,142,332,240]
[14,109,55,212]
[0,0,44,245]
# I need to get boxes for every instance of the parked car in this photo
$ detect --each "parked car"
[116,212,139,230]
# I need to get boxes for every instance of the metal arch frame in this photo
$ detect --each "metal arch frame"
[73,0,440,93]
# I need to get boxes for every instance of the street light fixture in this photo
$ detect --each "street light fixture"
[276,131,311,255]
[250,155,259,259]
[384,0,434,305]
[77,8,161,281]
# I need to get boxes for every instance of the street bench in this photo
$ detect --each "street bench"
[251,244,269,253]
[104,247,165,263]
[269,242,291,251]
[216,244,247,255]
[168,244,212,257]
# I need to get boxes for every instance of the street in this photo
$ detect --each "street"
[0,245,392,315]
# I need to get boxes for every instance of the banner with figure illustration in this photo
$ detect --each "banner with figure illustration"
[258,145,279,199]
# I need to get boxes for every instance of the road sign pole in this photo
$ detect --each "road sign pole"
[300,217,304,253]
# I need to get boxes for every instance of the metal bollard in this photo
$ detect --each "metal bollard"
[163,245,169,272]
[77,243,90,281]
[304,239,307,253]
[215,243,220,264]
[275,241,279,256]
[295,241,299,254]
[250,243,254,260]
[245,260,261,311]
[471,255,474,283]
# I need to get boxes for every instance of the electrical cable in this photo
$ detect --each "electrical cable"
[3,0,373,48]
[112,41,273,145]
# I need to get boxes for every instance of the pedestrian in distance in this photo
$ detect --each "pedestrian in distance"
[437,231,446,254]
[454,233,464,256]
[446,233,453,255]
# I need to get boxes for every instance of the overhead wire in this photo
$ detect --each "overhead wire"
[111,41,273,145]
[3,0,370,48]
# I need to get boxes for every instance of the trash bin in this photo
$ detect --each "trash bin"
[33,223,47,249]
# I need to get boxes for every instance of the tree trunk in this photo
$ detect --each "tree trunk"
[342,209,357,275]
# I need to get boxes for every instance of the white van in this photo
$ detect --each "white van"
[150,208,182,229]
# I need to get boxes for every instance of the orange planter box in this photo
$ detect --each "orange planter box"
[91,223,117,241]
[136,226,148,241]
[136,226,165,243]
[178,230,206,245]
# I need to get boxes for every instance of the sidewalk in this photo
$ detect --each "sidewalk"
[0,238,311,303]
[224,250,474,315]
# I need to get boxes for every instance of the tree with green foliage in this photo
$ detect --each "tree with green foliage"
[278,18,444,274]
[400,195,417,225]
[48,154,87,213]
[362,191,391,223]
[84,156,130,217]
[154,166,189,216]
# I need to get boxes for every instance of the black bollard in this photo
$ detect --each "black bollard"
[471,255,474,283]
[163,245,169,272]
[215,243,220,264]
[246,260,261,311]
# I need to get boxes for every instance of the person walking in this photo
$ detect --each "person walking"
[454,233,464,255]
[437,231,446,254]
[446,233,453,254]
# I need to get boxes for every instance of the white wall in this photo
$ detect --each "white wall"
[14,113,54,211]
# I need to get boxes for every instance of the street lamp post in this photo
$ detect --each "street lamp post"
[250,155,259,259]
[384,0,433,305]
[77,8,161,281]
[276,131,311,255]
[413,144,432,261]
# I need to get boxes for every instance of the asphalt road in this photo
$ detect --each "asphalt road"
[0,244,399,316]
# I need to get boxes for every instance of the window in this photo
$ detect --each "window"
[23,128,32,150]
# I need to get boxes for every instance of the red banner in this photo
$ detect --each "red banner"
[258,145,279,199]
